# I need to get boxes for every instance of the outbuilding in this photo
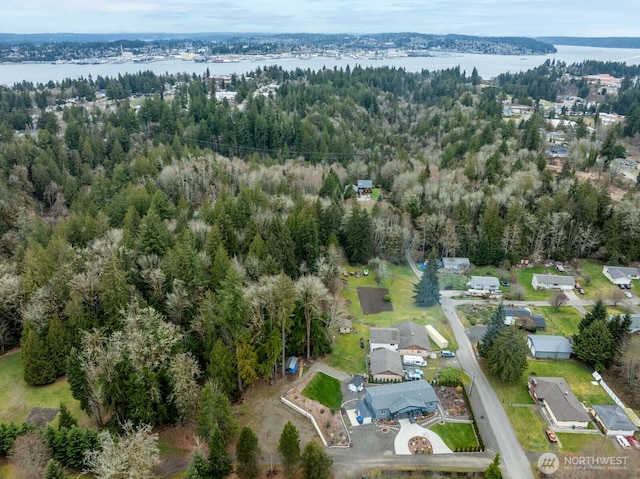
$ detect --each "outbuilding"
[527,335,572,359]
[591,405,638,436]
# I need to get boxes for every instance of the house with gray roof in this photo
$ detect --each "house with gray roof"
[603,265,640,286]
[591,405,638,436]
[357,179,373,198]
[369,327,400,353]
[527,335,572,359]
[532,274,575,290]
[528,377,591,428]
[504,308,546,330]
[369,348,404,383]
[356,380,438,422]
[469,276,500,292]
[396,321,431,356]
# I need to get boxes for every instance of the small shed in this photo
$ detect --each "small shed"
[285,356,298,374]
[339,319,353,334]
[347,375,365,393]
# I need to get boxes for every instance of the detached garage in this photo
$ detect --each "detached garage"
[527,335,572,359]
[591,405,638,436]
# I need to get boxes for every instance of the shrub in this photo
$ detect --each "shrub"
[383,294,392,302]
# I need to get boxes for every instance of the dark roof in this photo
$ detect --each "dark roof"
[529,377,590,423]
[504,308,532,318]
[396,321,431,351]
[369,348,403,377]
[592,405,637,432]
[370,327,400,345]
[349,375,365,388]
[366,380,438,415]
[527,335,572,354]
[532,315,547,329]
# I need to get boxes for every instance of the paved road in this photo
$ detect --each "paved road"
[407,255,535,479]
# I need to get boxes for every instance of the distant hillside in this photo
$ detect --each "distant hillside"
[537,37,640,49]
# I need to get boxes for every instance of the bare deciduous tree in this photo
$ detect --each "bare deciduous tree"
[550,292,569,310]
[10,432,50,479]
[84,422,160,479]
[169,352,201,423]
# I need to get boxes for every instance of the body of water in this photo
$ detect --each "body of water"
[1,45,640,86]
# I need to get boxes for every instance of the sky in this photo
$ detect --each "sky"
[0,0,637,37]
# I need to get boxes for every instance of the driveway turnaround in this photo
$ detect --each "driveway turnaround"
[394,419,453,455]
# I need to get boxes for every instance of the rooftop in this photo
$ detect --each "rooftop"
[592,405,638,432]
[369,348,403,377]
[366,380,438,415]
[370,327,400,345]
[532,274,575,286]
[396,321,431,351]
[529,377,590,423]
[527,335,573,354]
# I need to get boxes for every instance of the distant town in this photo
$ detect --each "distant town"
[0,32,557,64]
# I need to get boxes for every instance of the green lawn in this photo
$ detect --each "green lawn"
[555,433,616,454]
[430,422,478,450]
[302,372,343,411]
[516,266,558,301]
[0,352,89,426]
[534,306,583,336]
[330,264,458,374]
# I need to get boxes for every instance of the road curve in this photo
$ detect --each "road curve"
[407,255,535,479]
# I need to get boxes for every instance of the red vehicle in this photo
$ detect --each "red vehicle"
[546,429,558,443]
[626,435,640,450]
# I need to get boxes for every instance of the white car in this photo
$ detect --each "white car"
[624,291,633,298]
[616,435,631,448]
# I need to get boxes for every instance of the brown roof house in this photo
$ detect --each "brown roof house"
[396,321,432,357]
[369,348,404,383]
[528,377,590,428]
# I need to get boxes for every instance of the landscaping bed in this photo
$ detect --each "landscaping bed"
[435,386,470,417]
[283,372,349,447]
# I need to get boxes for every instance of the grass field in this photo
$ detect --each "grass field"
[572,260,621,301]
[555,432,616,454]
[0,352,89,426]
[430,422,479,450]
[516,266,559,300]
[329,264,457,374]
[302,372,343,411]
[535,306,583,336]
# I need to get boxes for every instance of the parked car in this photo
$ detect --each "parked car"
[616,435,631,448]
[402,355,427,367]
[405,371,422,381]
[440,350,456,358]
[625,435,640,450]
[624,291,633,298]
[578,288,585,295]
[546,429,558,443]
[360,337,365,348]
[500,279,510,287]
[405,368,424,377]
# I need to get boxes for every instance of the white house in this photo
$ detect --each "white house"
[531,274,575,290]
[528,377,590,428]
[369,327,400,353]
[602,266,640,286]
[469,276,500,292]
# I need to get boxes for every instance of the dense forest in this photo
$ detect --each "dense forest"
[1,59,640,472]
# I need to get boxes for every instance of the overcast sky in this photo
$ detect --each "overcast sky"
[1,0,636,37]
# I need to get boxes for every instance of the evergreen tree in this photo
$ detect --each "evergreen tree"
[413,251,440,307]
[578,299,607,332]
[197,381,238,446]
[185,451,210,479]
[45,316,68,377]
[486,327,528,383]
[278,421,300,479]
[344,202,373,265]
[43,459,66,479]
[21,321,56,386]
[66,347,89,413]
[300,441,332,479]
[57,403,78,430]
[236,427,260,479]
[479,302,506,357]
[137,205,172,255]
[485,454,502,479]
[207,424,233,479]
[574,319,613,371]
[608,313,632,359]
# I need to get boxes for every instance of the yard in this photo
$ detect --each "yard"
[330,264,457,374]
[485,359,615,452]
[302,372,343,411]
[0,352,89,426]
[555,432,616,454]
[571,259,626,301]
[429,422,478,451]
[516,266,560,301]
[534,306,583,336]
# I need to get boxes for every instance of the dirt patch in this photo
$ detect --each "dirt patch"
[356,287,394,315]
[25,407,58,427]
[283,372,349,447]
